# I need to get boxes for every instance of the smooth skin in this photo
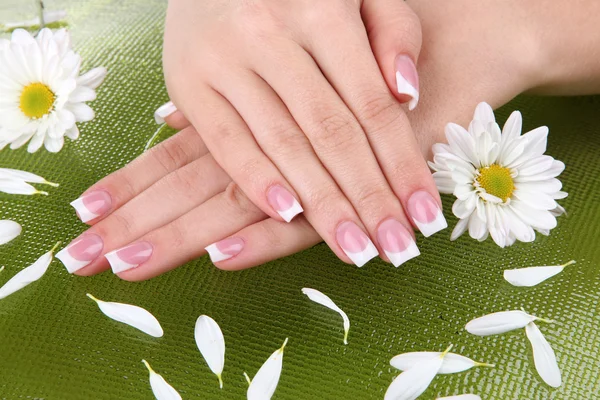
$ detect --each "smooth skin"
[72,0,600,280]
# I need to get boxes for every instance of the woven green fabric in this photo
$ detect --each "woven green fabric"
[1,1,599,399]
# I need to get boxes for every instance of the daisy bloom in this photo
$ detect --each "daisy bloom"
[0,28,106,153]
[429,102,567,247]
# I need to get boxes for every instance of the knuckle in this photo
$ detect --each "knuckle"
[152,136,191,174]
[304,184,343,216]
[311,111,358,152]
[166,166,200,200]
[256,223,283,250]
[355,183,391,211]
[264,123,309,157]
[223,182,257,216]
[358,95,406,140]
[97,210,136,240]
[303,1,355,29]
[236,2,285,38]
[166,220,187,250]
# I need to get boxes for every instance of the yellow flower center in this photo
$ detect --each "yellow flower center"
[476,164,515,202]
[19,82,56,119]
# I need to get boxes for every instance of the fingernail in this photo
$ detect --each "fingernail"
[267,185,303,222]
[56,234,104,274]
[70,190,112,223]
[154,101,177,124]
[395,54,419,111]
[205,237,244,262]
[376,219,420,267]
[407,191,447,237]
[336,221,378,267]
[105,242,153,274]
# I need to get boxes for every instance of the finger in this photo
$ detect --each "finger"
[154,100,191,129]
[212,69,381,266]
[304,5,447,238]
[71,126,207,224]
[61,154,231,276]
[182,86,305,224]
[206,216,321,271]
[362,0,422,109]
[107,183,268,281]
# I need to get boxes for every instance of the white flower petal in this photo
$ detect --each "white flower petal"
[385,345,452,400]
[195,315,225,388]
[436,395,481,400]
[0,242,58,299]
[503,260,575,287]
[142,360,182,400]
[0,220,22,245]
[246,338,288,400]
[450,218,469,241]
[525,322,561,388]
[0,168,58,187]
[86,294,163,337]
[77,67,107,89]
[302,288,350,344]
[390,351,494,374]
[445,123,479,166]
[473,102,495,125]
[465,310,552,336]
[0,179,49,195]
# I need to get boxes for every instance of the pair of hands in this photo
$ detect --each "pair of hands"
[58,0,545,279]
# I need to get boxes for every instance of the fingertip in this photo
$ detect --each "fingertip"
[164,110,191,130]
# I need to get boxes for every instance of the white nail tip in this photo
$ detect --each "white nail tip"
[154,101,177,124]
[205,243,233,263]
[414,209,447,237]
[503,260,575,287]
[343,240,378,268]
[142,360,182,400]
[56,247,91,274]
[525,322,561,388]
[302,288,350,344]
[0,243,58,299]
[87,293,164,337]
[396,71,419,111]
[246,338,288,400]
[195,315,225,388]
[277,200,304,223]
[105,250,138,274]
[385,240,420,267]
[0,220,22,245]
[70,197,99,223]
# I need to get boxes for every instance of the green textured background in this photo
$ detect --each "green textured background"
[1,1,599,399]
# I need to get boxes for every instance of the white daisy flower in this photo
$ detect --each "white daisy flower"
[429,102,567,247]
[0,28,106,153]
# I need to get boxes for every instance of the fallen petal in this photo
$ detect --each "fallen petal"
[302,288,350,344]
[87,294,163,337]
[436,395,481,400]
[390,351,494,374]
[385,345,453,400]
[0,220,22,245]
[0,242,58,299]
[195,315,225,388]
[0,179,48,195]
[525,322,561,387]
[0,168,58,187]
[142,359,182,400]
[465,310,553,336]
[246,338,288,400]
[504,260,575,287]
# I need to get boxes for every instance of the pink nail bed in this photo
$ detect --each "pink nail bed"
[267,185,303,222]
[377,219,420,267]
[205,237,244,263]
[56,234,104,274]
[407,191,447,237]
[105,241,153,274]
[335,221,378,267]
[70,190,112,223]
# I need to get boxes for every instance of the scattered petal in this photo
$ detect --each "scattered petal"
[246,338,288,400]
[390,351,494,374]
[0,242,58,299]
[503,260,575,287]
[0,179,48,195]
[466,310,553,336]
[195,315,225,388]
[0,220,21,245]
[86,293,163,337]
[0,168,58,187]
[525,322,561,387]
[436,395,481,400]
[301,288,350,344]
[385,345,453,400]
[142,359,182,400]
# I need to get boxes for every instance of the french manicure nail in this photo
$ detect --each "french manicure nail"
[407,191,447,237]
[267,185,303,222]
[56,234,104,274]
[154,101,177,124]
[70,190,112,223]
[395,54,419,111]
[105,242,153,274]
[377,219,420,267]
[336,221,379,267]
[205,237,244,263]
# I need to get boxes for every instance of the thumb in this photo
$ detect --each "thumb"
[362,0,422,110]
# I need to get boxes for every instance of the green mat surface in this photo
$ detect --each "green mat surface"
[1,1,599,399]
